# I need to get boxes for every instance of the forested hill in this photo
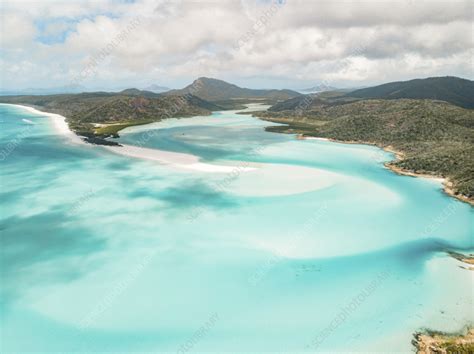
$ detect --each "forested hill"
[0,92,222,143]
[347,76,474,109]
[254,98,474,202]
[165,77,301,102]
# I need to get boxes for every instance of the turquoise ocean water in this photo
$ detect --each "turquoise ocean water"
[0,104,472,352]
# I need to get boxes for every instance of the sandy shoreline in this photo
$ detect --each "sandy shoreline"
[300,135,472,206]
[448,251,474,270]
[3,103,256,173]
[103,144,256,173]
[299,135,330,142]
[0,103,85,145]
[413,327,474,353]
[383,150,473,206]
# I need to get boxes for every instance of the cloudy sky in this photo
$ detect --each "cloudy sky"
[0,0,472,91]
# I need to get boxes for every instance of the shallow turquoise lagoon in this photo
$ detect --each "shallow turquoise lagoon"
[0,104,472,352]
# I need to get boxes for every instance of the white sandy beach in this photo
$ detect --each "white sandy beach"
[303,137,330,141]
[103,144,256,173]
[1,103,85,145]
[2,103,256,173]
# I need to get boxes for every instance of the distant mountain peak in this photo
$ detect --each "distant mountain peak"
[195,77,223,82]
[166,77,301,102]
[120,88,142,94]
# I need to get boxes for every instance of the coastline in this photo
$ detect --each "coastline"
[413,327,474,353]
[300,135,473,206]
[3,104,255,174]
[0,103,85,145]
[4,103,472,204]
[383,148,473,206]
[448,251,474,270]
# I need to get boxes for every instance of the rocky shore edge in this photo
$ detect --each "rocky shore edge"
[412,327,474,353]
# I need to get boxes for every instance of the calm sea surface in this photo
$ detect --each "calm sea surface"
[0,104,472,352]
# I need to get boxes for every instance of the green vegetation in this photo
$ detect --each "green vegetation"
[93,120,155,136]
[347,76,474,109]
[0,92,223,144]
[413,328,474,354]
[441,342,474,352]
[254,98,474,201]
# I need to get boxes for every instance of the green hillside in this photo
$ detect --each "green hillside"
[0,92,222,144]
[255,98,474,201]
[165,77,301,105]
[347,76,474,109]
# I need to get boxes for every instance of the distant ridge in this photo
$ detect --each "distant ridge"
[143,84,170,93]
[300,85,338,93]
[347,76,474,109]
[119,88,159,97]
[0,84,86,96]
[165,77,301,102]
[268,95,326,112]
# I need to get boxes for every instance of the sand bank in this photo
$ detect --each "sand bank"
[229,163,340,197]
[103,143,256,173]
[297,133,472,205]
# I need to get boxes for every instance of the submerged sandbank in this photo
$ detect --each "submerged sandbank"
[103,143,256,173]
[297,134,472,206]
[229,163,341,197]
